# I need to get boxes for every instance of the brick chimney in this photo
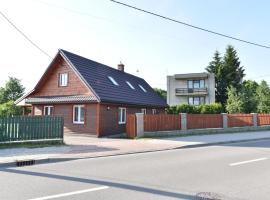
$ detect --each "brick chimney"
[117,62,125,72]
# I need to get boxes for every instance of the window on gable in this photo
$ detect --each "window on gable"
[73,105,85,124]
[108,76,119,86]
[126,81,135,89]
[118,107,126,124]
[59,73,68,86]
[139,84,147,92]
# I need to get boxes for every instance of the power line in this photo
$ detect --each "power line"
[0,10,52,58]
[110,0,270,49]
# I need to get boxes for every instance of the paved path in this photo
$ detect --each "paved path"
[1,131,270,166]
[1,139,270,199]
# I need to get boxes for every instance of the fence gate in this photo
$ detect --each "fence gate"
[126,115,137,138]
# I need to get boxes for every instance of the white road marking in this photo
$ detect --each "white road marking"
[27,186,109,200]
[229,157,268,166]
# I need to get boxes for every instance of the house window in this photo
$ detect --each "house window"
[139,84,147,92]
[73,105,85,124]
[141,108,147,115]
[44,106,53,116]
[152,109,156,115]
[118,107,126,124]
[187,79,205,89]
[188,97,205,105]
[108,76,119,86]
[126,81,135,89]
[59,73,68,86]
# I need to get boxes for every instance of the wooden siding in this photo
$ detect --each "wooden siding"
[187,114,223,129]
[258,114,270,126]
[144,114,181,132]
[31,55,92,97]
[228,114,253,127]
[126,115,137,138]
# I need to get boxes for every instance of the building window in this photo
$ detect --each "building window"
[141,108,147,115]
[188,97,205,105]
[138,84,147,92]
[187,79,205,89]
[73,105,85,124]
[108,76,119,86]
[118,107,126,124]
[126,81,135,89]
[59,73,68,86]
[44,106,53,116]
[152,109,156,115]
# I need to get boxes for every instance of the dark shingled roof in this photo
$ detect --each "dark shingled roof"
[60,49,167,107]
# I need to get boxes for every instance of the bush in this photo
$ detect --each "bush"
[0,101,23,117]
[166,103,224,114]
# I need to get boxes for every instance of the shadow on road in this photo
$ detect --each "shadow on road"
[1,167,197,200]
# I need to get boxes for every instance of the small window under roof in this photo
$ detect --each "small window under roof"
[126,81,135,90]
[108,76,119,86]
[139,84,147,92]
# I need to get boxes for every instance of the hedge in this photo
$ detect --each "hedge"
[166,103,224,114]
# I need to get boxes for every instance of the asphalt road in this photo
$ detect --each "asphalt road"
[1,139,270,200]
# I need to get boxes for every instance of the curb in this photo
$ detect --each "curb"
[1,137,270,168]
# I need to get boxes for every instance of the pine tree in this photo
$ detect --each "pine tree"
[256,80,270,113]
[206,45,245,105]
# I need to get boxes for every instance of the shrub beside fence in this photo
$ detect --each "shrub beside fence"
[0,116,64,143]
[187,114,223,129]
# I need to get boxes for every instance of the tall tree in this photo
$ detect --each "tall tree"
[226,86,244,113]
[256,80,270,113]
[0,77,25,104]
[206,45,245,105]
[222,45,245,90]
[226,80,258,113]
[153,88,167,101]
[206,51,224,103]
[241,80,258,113]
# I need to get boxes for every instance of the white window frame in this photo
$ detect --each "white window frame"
[73,105,85,124]
[126,81,135,89]
[108,76,119,86]
[138,84,147,92]
[44,106,53,116]
[118,107,126,124]
[59,73,68,87]
[152,109,156,115]
[141,108,147,115]
[188,96,205,105]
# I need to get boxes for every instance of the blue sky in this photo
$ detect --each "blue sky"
[0,0,270,91]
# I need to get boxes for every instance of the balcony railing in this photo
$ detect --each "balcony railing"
[175,88,208,95]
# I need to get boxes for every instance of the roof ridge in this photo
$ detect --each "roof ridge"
[59,49,145,81]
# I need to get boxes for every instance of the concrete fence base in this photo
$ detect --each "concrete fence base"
[143,125,270,138]
[132,113,268,138]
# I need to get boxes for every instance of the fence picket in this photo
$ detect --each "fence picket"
[0,116,63,143]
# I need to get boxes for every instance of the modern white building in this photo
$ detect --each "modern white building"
[167,72,215,106]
